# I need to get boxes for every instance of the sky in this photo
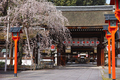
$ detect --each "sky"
[106,0,110,4]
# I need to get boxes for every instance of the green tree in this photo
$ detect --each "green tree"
[48,0,77,6]
[76,0,106,6]
[94,0,106,5]
[48,0,106,6]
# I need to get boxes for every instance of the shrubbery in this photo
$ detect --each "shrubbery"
[0,62,5,67]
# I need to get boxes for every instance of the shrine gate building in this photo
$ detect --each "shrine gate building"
[56,5,119,66]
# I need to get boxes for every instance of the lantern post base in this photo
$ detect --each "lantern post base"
[14,73,17,77]
[109,74,111,78]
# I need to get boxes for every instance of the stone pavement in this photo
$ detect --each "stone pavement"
[101,66,120,80]
[0,64,103,80]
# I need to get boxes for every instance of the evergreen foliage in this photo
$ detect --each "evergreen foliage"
[48,0,106,6]
[48,0,77,6]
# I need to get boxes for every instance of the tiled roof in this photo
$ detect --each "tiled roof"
[104,14,117,20]
[9,27,22,32]
[56,5,114,11]
[103,25,108,31]
[62,11,113,26]
[56,5,114,26]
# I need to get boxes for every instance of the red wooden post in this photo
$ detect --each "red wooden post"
[12,33,20,77]
[106,31,112,78]
[14,39,18,77]
[10,27,22,77]
[108,20,118,80]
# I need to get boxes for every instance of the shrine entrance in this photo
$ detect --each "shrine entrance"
[56,5,114,66]
[66,46,94,64]
[64,28,105,66]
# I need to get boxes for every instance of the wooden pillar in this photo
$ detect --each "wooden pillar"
[97,46,101,66]
[101,48,104,66]
[101,32,105,66]
[57,54,61,66]
[33,47,35,63]
[97,32,104,66]
[61,54,66,66]
[10,40,13,65]
[88,51,90,58]
[97,46,104,66]
[57,48,61,66]
[60,46,66,66]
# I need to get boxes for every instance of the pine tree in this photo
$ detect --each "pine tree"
[48,0,77,6]
[48,0,106,6]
